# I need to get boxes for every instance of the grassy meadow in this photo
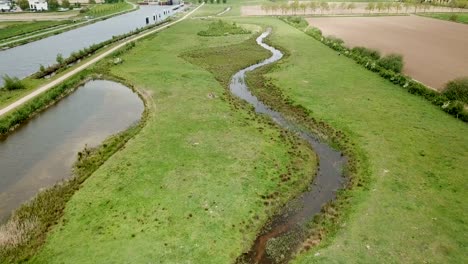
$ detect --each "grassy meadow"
[233,17,467,263]
[25,17,317,263]
[1,1,467,263]
[0,21,71,41]
[81,2,134,18]
[421,12,468,24]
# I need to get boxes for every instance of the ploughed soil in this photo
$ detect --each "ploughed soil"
[307,15,468,90]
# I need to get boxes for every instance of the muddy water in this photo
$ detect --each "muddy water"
[0,80,144,223]
[231,30,346,263]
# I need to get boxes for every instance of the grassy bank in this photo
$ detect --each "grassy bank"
[232,17,467,263]
[80,2,134,18]
[24,18,317,263]
[0,21,72,41]
[0,2,136,49]
[420,12,468,24]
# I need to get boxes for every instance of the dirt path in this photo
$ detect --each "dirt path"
[0,3,204,118]
[307,15,468,90]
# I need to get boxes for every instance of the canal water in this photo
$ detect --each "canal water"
[0,80,144,223]
[231,30,346,263]
[0,5,176,85]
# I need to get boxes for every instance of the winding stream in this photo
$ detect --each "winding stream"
[231,30,346,263]
[0,80,144,223]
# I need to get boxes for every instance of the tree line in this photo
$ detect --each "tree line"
[260,0,468,15]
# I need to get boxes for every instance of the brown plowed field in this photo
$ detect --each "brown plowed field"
[307,15,468,90]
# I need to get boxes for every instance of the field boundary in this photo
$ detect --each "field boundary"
[280,16,468,123]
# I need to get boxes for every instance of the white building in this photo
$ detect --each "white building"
[0,0,12,11]
[28,0,48,11]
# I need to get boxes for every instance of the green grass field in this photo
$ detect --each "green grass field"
[1,2,467,263]
[233,17,467,263]
[25,18,317,263]
[421,12,468,24]
[81,2,134,18]
[0,21,71,41]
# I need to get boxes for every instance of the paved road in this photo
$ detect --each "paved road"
[0,3,204,118]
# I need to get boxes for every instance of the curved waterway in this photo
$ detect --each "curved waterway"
[0,80,144,223]
[232,30,346,263]
[0,5,177,85]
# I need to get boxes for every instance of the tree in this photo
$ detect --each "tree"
[319,2,329,15]
[376,2,384,13]
[308,1,317,14]
[280,3,289,15]
[56,53,64,64]
[290,0,299,15]
[62,0,70,9]
[384,2,393,13]
[271,4,278,14]
[17,0,29,10]
[423,2,431,13]
[299,2,307,14]
[366,2,375,14]
[339,2,347,14]
[329,2,336,14]
[2,75,25,91]
[394,2,402,13]
[48,0,60,11]
[403,1,411,13]
[347,3,356,13]
[88,0,96,4]
[457,0,467,11]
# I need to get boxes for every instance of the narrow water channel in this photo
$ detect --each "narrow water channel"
[0,80,144,223]
[0,5,177,85]
[231,30,346,263]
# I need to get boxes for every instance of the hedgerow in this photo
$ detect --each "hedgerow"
[281,16,468,122]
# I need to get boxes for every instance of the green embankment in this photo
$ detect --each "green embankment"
[0,21,72,41]
[27,18,316,263]
[421,12,468,24]
[81,2,134,18]
[234,17,467,263]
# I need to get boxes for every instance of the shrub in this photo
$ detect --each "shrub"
[443,77,468,104]
[351,46,381,60]
[377,54,404,73]
[2,75,25,91]
[449,14,458,21]
[198,20,250,36]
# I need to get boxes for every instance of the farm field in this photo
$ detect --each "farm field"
[307,15,468,90]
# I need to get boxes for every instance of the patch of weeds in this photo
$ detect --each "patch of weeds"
[198,20,251,37]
